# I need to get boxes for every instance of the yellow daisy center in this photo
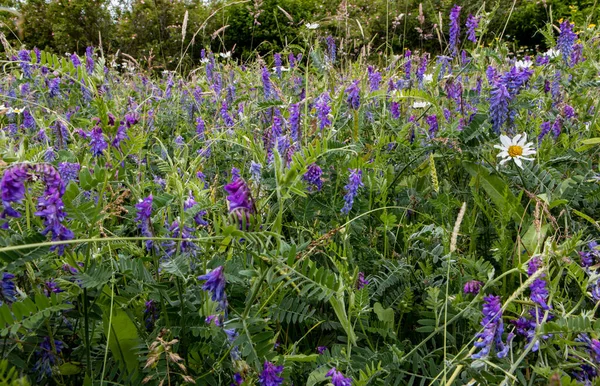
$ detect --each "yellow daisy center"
[508,145,523,158]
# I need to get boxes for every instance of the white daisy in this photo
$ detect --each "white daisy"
[514,59,532,69]
[412,101,431,109]
[305,23,320,30]
[494,133,536,169]
[423,73,433,83]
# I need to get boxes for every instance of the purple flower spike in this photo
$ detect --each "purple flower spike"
[224,178,254,229]
[33,337,64,380]
[315,92,332,130]
[341,169,364,214]
[197,266,227,307]
[317,346,327,354]
[346,80,361,110]
[356,272,369,289]
[449,5,462,56]
[1,164,31,222]
[466,14,479,43]
[326,367,352,386]
[0,273,17,305]
[89,126,108,157]
[303,163,323,191]
[135,194,154,250]
[258,361,284,386]
[472,295,512,359]
[464,280,482,295]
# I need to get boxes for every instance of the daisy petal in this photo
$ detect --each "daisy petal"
[500,135,512,148]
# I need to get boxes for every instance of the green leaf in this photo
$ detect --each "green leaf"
[373,302,395,325]
[102,307,142,376]
[463,161,525,222]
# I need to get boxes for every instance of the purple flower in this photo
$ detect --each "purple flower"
[346,80,361,110]
[317,346,327,354]
[23,110,35,130]
[326,36,336,64]
[472,295,512,359]
[326,368,352,386]
[70,53,81,67]
[85,46,94,74]
[197,266,227,307]
[221,102,235,128]
[43,148,56,163]
[89,126,108,157]
[144,299,159,331]
[570,43,584,66]
[356,272,369,289]
[368,66,381,91]
[224,178,253,212]
[44,280,63,297]
[579,241,599,267]
[315,92,332,130]
[449,5,462,56]
[464,280,482,295]
[112,123,129,148]
[262,66,273,99]
[404,49,412,80]
[250,161,262,182]
[557,20,577,65]
[47,77,61,98]
[341,169,364,214]
[426,114,439,138]
[416,54,429,86]
[135,195,154,250]
[289,103,301,144]
[196,117,206,140]
[232,373,243,385]
[258,361,284,386]
[390,102,400,119]
[303,163,323,191]
[33,337,64,380]
[205,314,222,327]
[489,82,510,133]
[18,49,33,77]
[274,53,282,77]
[58,163,80,184]
[0,273,17,305]
[34,188,73,256]
[589,278,600,302]
[466,14,479,43]
[538,121,552,142]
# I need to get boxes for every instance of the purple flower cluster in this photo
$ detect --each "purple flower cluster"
[557,20,577,65]
[262,66,273,99]
[0,273,17,305]
[0,164,30,223]
[464,280,482,295]
[144,299,159,330]
[345,80,361,110]
[579,241,599,268]
[32,337,64,380]
[224,177,254,229]
[326,368,352,386]
[466,14,479,43]
[303,163,323,191]
[326,36,336,64]
[289,103,301,144]
[198,266,227,309]
[258,361,284,386]
[472,295,513,359]
[489,82,510,134]
[449,5,462,56]
[426,114,439,138]
[315,92,332,130]
[341,169,364,214]
[368,65,382,91]
[572,334,600,384]
[356,272,369,289]
[135,194,154,250]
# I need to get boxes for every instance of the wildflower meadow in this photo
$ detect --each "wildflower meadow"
[0,3,600,385]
